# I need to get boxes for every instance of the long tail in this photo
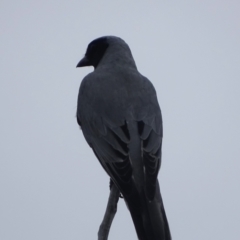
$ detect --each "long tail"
[124,180,171,240]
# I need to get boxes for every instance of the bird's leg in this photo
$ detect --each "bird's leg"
[98,180,120,240]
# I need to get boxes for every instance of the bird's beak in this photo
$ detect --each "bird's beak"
[76,56,91,68]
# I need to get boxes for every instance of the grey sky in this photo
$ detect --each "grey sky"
[1,1,239,239]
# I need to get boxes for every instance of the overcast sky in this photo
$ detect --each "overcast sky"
[1,1,240,240]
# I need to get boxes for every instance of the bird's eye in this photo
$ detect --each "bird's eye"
[89,44,97,52]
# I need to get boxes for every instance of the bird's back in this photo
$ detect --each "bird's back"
[78,66,161,127]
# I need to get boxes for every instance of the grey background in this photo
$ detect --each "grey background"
[1,1,239,239]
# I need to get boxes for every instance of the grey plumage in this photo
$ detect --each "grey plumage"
[76,36,171,240]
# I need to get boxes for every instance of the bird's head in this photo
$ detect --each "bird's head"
[76,36,136,69]
[76,36,110,69]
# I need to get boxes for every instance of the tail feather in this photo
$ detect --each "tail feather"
[125,180,171,240]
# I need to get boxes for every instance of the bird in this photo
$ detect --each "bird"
[76,36,171,240]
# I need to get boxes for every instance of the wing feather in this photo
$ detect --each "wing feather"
[138,114,163,201]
